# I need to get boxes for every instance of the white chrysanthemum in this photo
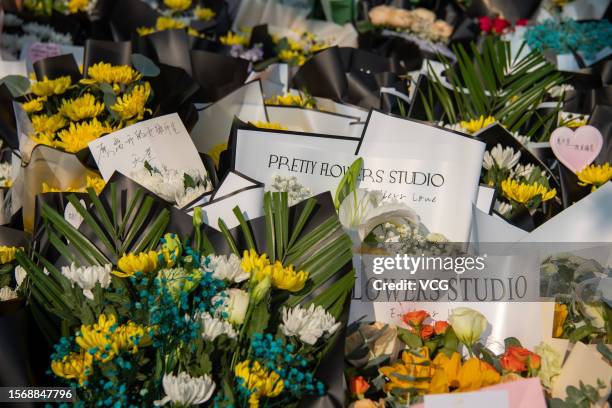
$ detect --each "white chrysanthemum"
[3,13,23,27]
[22,23,73,44]
[14,265,27,290]
[175,185,209,208]
[548,84,574,99]
[511,132,530,145]
[131,168,210,207]
[269,175,312,205]
[154,372,216,407]
[494,200,512,215]
[203,254,249,283]
[0,286,18,301]
[482,144,521,170]
[280,304,340,345]
[200,312,238,341]
[61,263,112,300]
[443,122,467,134]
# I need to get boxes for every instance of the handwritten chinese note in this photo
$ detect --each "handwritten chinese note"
[88,113,206,181]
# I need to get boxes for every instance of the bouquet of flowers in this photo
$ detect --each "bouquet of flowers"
[18,57,156,155]
[15,176,355,406]
[344,307,610,407]
[366,5,453,44]
[136,0,216,37]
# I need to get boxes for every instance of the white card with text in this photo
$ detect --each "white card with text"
[88,113,206,181]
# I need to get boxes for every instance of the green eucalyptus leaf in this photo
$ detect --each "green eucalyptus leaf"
[131,54,160,77]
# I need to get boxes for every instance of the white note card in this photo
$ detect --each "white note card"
[425,390,509,408]
[88,113,206,181]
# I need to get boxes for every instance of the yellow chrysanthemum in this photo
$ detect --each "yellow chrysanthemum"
[287,38,303,51]
[67,0,89,13]
[501,178,557,205]
[137,26,156,36]
[75,314,151,363]
[31,132,55,148]
[41,175,104,194]
[265,93,315,109]
[164,0,191,11]
[309,42,329,53]
[111,82,152,122]
[250,121,288,130]
[31,114,67,135]
[459,115,496,134]
[51,350,93,385]
[55,119,113,153]
[278,49,306,65]
[87,175,106,194]
[267,262,308,292]
[31,76,72,97]
[81,62,142,87]
[156,16,186,30]
[241,250,308,292]
[208,142,227,167]
[220,32,248,46]
[566,119,588,129]
[241,249,270,274]
[0,246,21,264]
[235,360,284,408]
[115,251,159,278]
[59,93,105,121]
[21,96,47,113]
[576,163,612,192]
[194,6,215,20]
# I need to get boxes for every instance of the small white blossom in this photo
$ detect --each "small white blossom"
[269,175,312,205]
[511,132,530,145]
[494,200,513,215]
[0,286,18,301]
[280,304,340,345]
[203,254,249,283]
[548,84,574,99]
[14,265,27,290]
[200,312,237,341]
[61,263,112,300]
[483,144,521,170]
[131,167,211,207]
[154,372,216,406]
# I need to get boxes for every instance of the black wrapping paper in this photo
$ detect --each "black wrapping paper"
[0,85,19,151]
[190,49,250,102]
[292,46,410,111]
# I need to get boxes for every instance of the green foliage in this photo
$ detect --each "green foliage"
[420,37,566,138]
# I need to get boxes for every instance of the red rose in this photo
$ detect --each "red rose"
[492,17,510,33]
[350,376,370,396]
[515,18,529,26]
[479,16,493,32]
[420,324,435,340]
[402,310,429,327]
[434,321,449,335]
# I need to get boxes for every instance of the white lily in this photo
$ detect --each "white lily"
[338,189,420,243]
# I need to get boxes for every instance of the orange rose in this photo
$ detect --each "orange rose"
[434,321,449,335]
[420,324,435,340]
[528,353,541,370]
[501,346,540,373]
[402,310,429,327]
[500,354,526,372]
[350,376,370,396]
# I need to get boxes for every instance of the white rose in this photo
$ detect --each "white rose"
[449,307,488,347]
[216,289,249,325]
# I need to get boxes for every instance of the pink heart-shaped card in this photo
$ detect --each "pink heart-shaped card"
[550,125,603,173]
